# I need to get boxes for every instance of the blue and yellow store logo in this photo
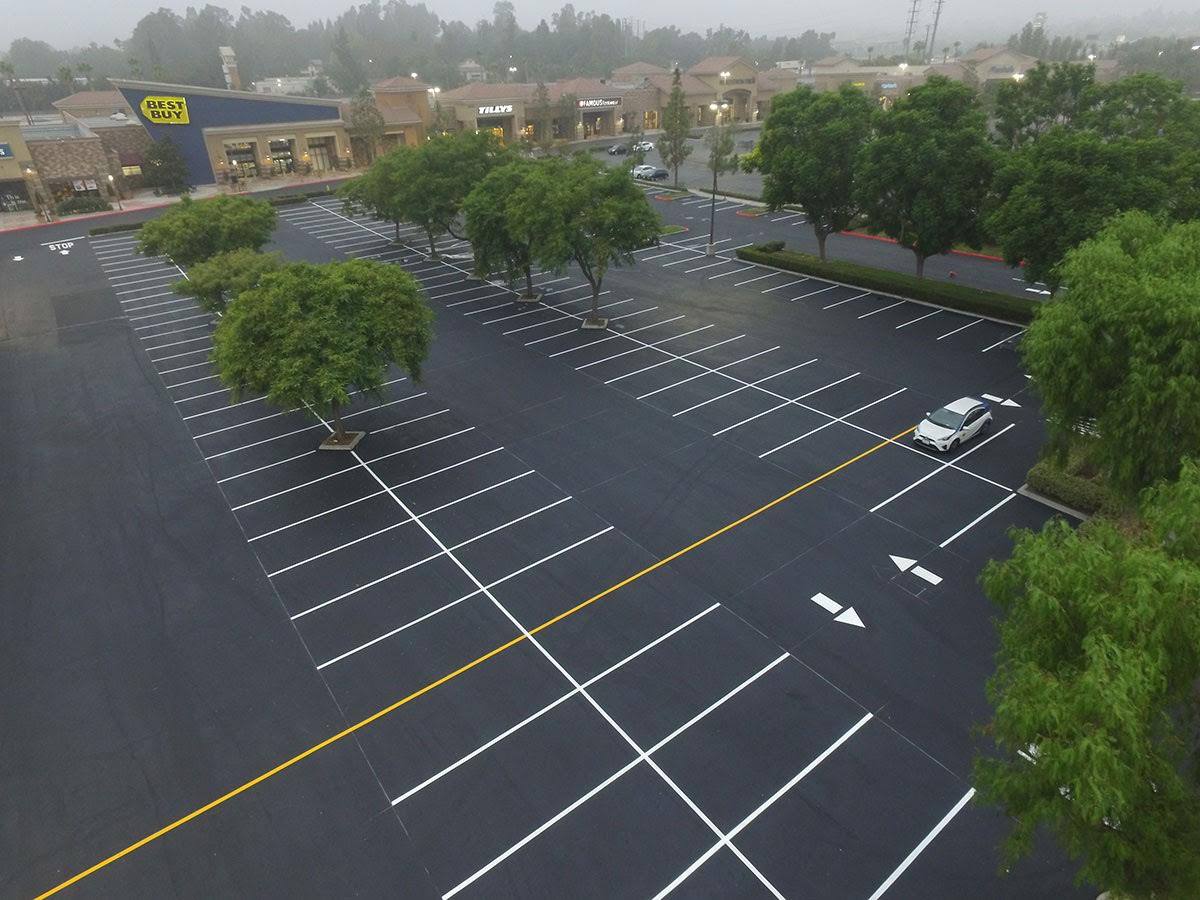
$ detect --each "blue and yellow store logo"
[139,95,190,125]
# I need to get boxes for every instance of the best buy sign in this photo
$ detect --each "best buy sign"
[139,95,190,125]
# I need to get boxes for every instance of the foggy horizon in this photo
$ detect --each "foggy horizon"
[8,0,1199,55]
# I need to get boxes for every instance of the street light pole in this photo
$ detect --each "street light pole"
[706,102,729,255]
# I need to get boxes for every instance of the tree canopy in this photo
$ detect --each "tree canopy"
[755,84,873,260]
[1021,212,1200,496]
[975,459,1200,898]
[141,137,189,194]
[137,195,276,268]
[211,259,433,444]
[172,248,282,314]
[855,76,996,276]
[658,68,693,188]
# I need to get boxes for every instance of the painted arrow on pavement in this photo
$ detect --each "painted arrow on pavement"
[810,593,866,628]
[889,555,943,586]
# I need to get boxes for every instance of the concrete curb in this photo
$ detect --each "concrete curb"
[1017,483,1088,520]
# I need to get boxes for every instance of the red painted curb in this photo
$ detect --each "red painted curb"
[735,210,768,218]
[840,229,1012,264]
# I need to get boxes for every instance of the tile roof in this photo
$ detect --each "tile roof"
[645,72,714,96]
[439,81,538,102]
[687,56,748,75]
[612,62,670,77]
[373,75,431,92]
[52,90,129,109]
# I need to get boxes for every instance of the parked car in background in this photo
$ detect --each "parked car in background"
[607,144,628,155]
[647,168,669,181]
[632,140,654,152]
[631,164,657,179]
[914,397,993,452]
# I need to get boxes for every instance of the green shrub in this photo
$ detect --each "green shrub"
[1026,457,1122,516]
[736,245,1038,324]
[761,240,785,252]
[55,196,112,215]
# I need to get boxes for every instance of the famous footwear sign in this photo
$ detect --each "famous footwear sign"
[576,97,620,109]
[477,104,514,115]
[139,95,190,124]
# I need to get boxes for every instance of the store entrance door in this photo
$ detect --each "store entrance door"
[224,141,259,178]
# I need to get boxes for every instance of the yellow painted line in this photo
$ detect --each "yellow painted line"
[33,425,915,900]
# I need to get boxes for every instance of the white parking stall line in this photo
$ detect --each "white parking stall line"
[167,373,220,391]
[442,654,792,900]
[708,266,754,280]
[159,360,213,376]
[634,347,780,398]
[712,202,742,212]
[603,335,749,386]
[463,299,520,316]
[388,604,720,792]
[119,290,178,305]
[204,396,425,462]
[672,360,817,417]
[574,322,709,370]
[679,197,711,205]
[769,212,804,223]
[266,470,539,578]
[101,258,165,271]
[138,323,211,341]
[149,345,212,364]
[790,284,837,302]
[318,527,617,668]
[641,247,694,262]
[430,283,492,301]
[132,312,210,328]
[416,272,465,286]
[368,407,450,434]
[121,297,190,313]
[866,789,976,900]
[652,713,873,900]
[870,423,1015,512]
[502,299,634,336]
[934,318,981,340]
[354,247,409,261]
[174,385,227,403]
[290,494,573,620]
[109,270,179,284]
[329,235,389,249]
[756,388,906,458]
[186,375,407,422]
[726,242,756,252]
[858,300,906,319]
[895,309,941,329]
[981,329,1024,353]
[89,234,140,246]
[684,260,733,274]
[713,373,861,437]
[939,493,1017,548]
[115,275,182,293]
[446,290,512,308]
[546,315,685,357]
[761,278,807,294]
[822,291,873,310]
[734,271,780,287]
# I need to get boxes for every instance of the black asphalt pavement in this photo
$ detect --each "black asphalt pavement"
[2,195,1087,900]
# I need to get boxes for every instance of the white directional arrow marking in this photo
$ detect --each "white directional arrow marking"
[12,255,23,261]
[912,565,943,585]
[811,592,843,614]
[834,607,865,628]
[890,555,917,572]
[1001,398,1021,408]
[59,249,70,255]
[981,393,1004,403]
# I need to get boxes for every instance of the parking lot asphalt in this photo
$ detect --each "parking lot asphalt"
[2,200,1090,900]
[600,141,1038,297]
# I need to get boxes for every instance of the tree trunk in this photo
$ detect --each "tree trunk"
[524,264,534,298]
[673,164,679,188]
[330,399,346,441]
[914,251,926,278]
[816,228,828,261]
[394,220,399,241]
[590,280,601,322]
[427,230,438,259]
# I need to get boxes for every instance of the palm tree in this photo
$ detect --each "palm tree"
[76,62,93,89]
[867,45,874,62]
[953,40,961,60]
[56,66,74,93]
[0,61,34,125]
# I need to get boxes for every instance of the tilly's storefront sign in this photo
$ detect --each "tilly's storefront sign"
[477,104,514,115]
[139,95,190,125]
[576,97,620,109]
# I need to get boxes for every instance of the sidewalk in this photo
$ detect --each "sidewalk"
[0,171,355,234]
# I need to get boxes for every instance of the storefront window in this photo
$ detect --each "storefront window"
[224,141,259,178]
[121,165,142,176]
[643,110,659,130]
[268,138,295,175]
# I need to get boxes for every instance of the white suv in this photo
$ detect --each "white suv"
[914,397,993,452]
[631,164,657,179]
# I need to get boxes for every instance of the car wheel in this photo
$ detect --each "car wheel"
[983,416,992,429]
[949,438,960,451]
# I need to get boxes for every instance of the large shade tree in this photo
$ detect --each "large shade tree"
[753,84,873,260]
[172,248,282,314]
[855,76,995,277]
[1021,211,1200,496]
[211,259,433,448]
[137,194,276,268]
[975,459,1200,898]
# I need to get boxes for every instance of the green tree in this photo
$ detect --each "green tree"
[75,62,93,89]
[346,88,384,164]
[531,158,660,327]
[55,65,73,90]
[141,137,189,193]
[703,122,737,249]
[855,76,995,277]
[987,128,1173,287]
[974,462,1200,897]
[339,148,410,241]
[172,248,282,314]
[464,158,559,299]
[1021,212,1200,495]
[1082,72,1195,143]
[327,26,368,95]
[658,67,692,188]
[992,61,1096,149]
[754,84,873,260]
[211,260,433,447]
[137,195,276,268]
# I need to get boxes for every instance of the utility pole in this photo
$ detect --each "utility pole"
[902,0,922,61]
[927,0,946,67]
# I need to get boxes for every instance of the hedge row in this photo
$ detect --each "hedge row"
[737,245,1038,324]
[1026,457,1121,517]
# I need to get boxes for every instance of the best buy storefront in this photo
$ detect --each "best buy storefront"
[112,78,351,186]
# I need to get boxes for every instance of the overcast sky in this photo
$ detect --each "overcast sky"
[8,0,1174,52]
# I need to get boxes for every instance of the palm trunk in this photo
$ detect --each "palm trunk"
[330,399,346,441]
